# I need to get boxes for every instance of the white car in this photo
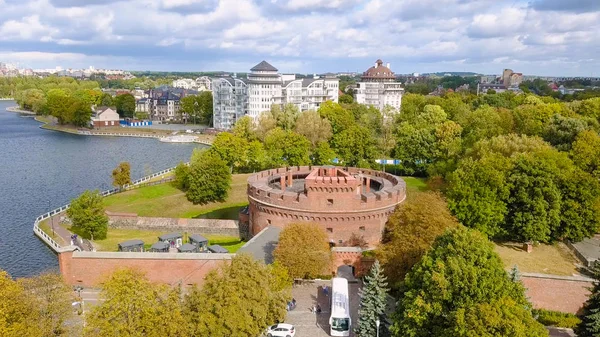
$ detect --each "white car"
[266,323,296,337]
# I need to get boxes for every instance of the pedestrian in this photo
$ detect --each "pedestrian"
[312,305,317,314]
[316,304,322,314]
[324,286,329,297]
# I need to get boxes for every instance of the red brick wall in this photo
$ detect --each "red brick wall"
[331,249,374,277]
[59,251,229,287]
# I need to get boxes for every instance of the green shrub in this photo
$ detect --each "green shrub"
[533,309,581,328]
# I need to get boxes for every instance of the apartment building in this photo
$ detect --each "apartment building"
[354,59,404,111]
[213,60,340,129]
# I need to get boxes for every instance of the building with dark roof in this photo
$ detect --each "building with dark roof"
[208,244,229,253]
[118,240,144,252]
[212,61,339,130]
[354,59,404,111]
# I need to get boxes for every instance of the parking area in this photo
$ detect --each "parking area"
[285,280,360,337]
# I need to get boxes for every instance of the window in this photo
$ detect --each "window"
[327,228,333,233]
[338,240,343,244]
[359,226,365,232]
[327,199,333,205]
[267,219,272,225]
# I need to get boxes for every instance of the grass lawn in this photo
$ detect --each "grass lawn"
[401,176,429,192]
[494,242,580,276]
[90,228,244,253]
[103,173,251,218]
[38,219,65,245]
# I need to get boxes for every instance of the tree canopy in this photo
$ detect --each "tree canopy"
[112,161,131,189]
[67,190,108,240]
[186,149,231,205]
[274,223,332,279]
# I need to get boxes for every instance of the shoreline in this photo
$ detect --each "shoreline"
[4,107,214,144]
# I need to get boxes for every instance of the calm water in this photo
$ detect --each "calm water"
[0,101,202,278]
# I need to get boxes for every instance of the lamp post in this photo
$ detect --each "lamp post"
[48,200,55,238]
[376,318,380,337]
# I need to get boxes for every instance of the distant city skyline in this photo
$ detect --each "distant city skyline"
[0,0,599,77]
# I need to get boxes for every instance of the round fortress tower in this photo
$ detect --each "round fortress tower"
[247,166,406,246]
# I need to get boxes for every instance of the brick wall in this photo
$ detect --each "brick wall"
[108,214,240,237]
[522,276,591,314]
[59,251,230,287]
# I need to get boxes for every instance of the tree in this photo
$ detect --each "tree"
[294,110,333,147]
[572,130,600,179]
[255,111,278,141]
[311,141,337,165]
[318,101,355,134]
[243,140,269,172]
[184,254,291,337]
[18,272,74,337]
[186,149,231,205]
[339,93,354,104]
[114,93,136,118]
[45,89,72,124]
[210,132,249,172]
[231,115,255,141]
[179,95,201,123]
[542,114,589,151]
[355,261,389,337]
[100,93,113,107]
[331,125,378,167]
[271,103,299,131]
[67,190,108,240]
[69,98,93,127]
[556,168,600,241]
[264,128,312,167]
[0,270,42,337]
[392,227,546,337]
[274,223,332,279]
[173,161,190,191]
[575,263,600,337]
[112,162,131,190]
[197,91,213,125]
[378,192,459,289]
[85,268,189,337]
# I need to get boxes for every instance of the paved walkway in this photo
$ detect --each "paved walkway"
[47,213,92,251]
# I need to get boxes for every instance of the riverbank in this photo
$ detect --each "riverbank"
[6,105,36,115]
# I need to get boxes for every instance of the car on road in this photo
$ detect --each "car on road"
[266,323,296,337]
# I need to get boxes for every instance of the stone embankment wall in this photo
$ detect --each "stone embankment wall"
[59,251,231,287]
[107,212,241,237]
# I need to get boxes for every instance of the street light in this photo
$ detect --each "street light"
[376,318,380,337]
[48,200,55,238]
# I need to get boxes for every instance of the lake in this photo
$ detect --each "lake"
[0,101,203,278]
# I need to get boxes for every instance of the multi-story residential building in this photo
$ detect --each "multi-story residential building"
[212,77,248,130]
[195,76,212,91]
[502,69,523,87]
[246,61,284,119]
[281,74,339,112]
[135,86,198,122]
[354,59,404,111]
[212,60,340,129]
[172,79,197,90]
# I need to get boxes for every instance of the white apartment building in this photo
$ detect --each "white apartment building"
[172,78,197,90]
[195,76,212,91]
[212,77,248,130]
[247,61,284,119]
[213,60,340,129]
[354,59,403,111]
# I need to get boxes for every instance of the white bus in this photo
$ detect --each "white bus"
[329,277,351,336]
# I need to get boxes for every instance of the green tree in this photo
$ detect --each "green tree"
[339,93,354,104]
[69,98,93,127]
[179,95,201,123]
[556,168,600,241]
[84,268,188,337]
[173,162,190,191]
[114,93,136,118]
[294,110,333,147]
[198,91,213,125]
[45,89,72,124]
[312,141,337,165]
[392,227,546,337]
[186,149,231,205]
[67,190,108,240]
[184,254,291,337]
[264,128,312,167]
[575,263,600,337]
[111,161,132,190]
[0,270,43,337]
[331,125,377,167]
[100,93,114,107]
[243,140,269,172]
[378,192,459,289]
[318,101,355,134]
[542,114,589,151]
[18,272,74,337]
[355,261,389,337]
[274,223,332,279]
[271,103,299,131]
[210,132,249,172]
[231,115,255,141]
[454,106,514,147]
[571,130,600,178]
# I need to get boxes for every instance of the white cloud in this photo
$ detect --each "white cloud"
[0,15,57,41]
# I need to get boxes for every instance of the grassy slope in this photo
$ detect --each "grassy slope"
[494,242,579,276]
[401,176,429,193]
[103,173,251,218]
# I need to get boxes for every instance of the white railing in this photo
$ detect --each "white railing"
[32,163,190,253]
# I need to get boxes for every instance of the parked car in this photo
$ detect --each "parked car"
[266,323,295,337]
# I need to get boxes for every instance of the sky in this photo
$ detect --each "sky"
[0,0,599,76]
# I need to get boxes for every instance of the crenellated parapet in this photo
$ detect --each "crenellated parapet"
[247,166,407,247]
